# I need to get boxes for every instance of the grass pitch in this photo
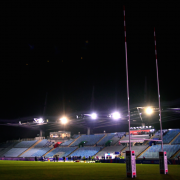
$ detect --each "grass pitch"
[0,161,180,180]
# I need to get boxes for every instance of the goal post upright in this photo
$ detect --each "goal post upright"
[154,27,168,174]
[123,5,136,178]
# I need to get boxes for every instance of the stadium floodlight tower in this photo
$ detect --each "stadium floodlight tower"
[112,112,121,120]
[123,6,136,178]
[60,117,68,124]
[34,118,44,124]
[91,113,97,119]
[60,117,68,131]
[154,28,168,174]
[145,107,153,115]
[34,118,44,138]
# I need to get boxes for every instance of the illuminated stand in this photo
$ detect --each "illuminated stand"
[123,6,136,178]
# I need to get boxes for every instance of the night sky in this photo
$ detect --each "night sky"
[1,1,180,141]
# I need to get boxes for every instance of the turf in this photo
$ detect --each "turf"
[0,161,180,180]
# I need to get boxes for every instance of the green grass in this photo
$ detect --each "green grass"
[0,161,179,180]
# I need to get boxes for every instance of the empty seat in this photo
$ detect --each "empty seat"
[46,147,77,157]
[70,147,102,157]
[70,135,104,146]
[31,147,52,157]
[97,134,116,146]
[14,140,37,148]
[3,148,27,157]
[34,139,48,148]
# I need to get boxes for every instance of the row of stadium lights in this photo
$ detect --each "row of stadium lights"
[60,112,121,125]
[34,107,153,125]
[60,107,153,124]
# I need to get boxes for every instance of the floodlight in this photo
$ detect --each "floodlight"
[38,118,43,123]
[34,118,44,124]
[91,113,97,119]
[145,107,153,115]
[60,117,68,124]
[112,112,121,119]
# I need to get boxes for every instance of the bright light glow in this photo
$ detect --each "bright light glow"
[112,112,121,119]
[34,118,44,124]
[91,113,97,119]
[145,107,153,115]
[60,117,68,124]
[39,118,43,123]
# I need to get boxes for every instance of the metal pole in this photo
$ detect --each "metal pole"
[123,6,131,151]
[154,27,163,151]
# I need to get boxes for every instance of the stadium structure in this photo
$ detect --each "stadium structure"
[1,7,180,163]
[0,107,180,163]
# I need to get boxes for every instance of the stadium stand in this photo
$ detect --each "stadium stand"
[20,148,41,157]
[46,147,77,157]
[110,136,120,145]
[116,132,126,137]
[44,141,54,147]
[161,129,180,144]
[119,135,150,146]
[171,133,180,144]
[72,134,80,139]
[14,140,38,148]
[2,129,180,159]
[153,129,167,139]
[34,139,48,148]
[120,135,129,141]
[70,146,102,157]
[3,148,27,157]
[96,145,126,158]
[31,147,52,157]
[70,134,105,146]
[18,140,43,157]
[122,135,150,141]
[175,151,180,158]
[60,139,74,146]
[0,142,19,148]
[123,145,149,158]
[139,144,180,159]
[97,133,116,146]
[0,148,12,157]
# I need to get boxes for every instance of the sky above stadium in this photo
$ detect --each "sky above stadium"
[0,2,180,140]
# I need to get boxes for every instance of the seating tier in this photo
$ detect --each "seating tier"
[3,148,27,157]
[46,147,77,157]
[162,129,180,144]
[97,134,116,146]
[139,144,180,159]
[14,140,37,148]
[70,147,102,157]
[31,147,52,157]
[70,134,104,146]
